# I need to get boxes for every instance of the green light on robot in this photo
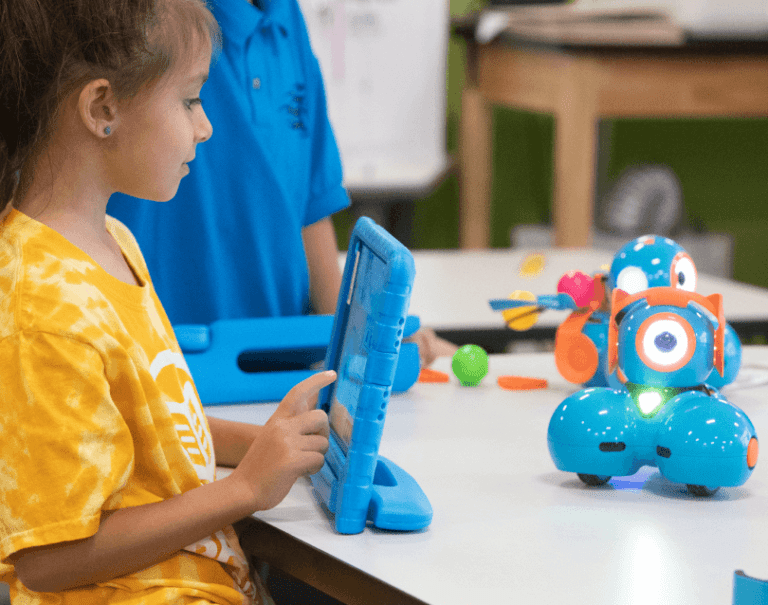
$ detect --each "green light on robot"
[637,390,664,417]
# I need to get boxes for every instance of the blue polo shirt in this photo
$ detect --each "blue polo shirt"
[107,0,349,325]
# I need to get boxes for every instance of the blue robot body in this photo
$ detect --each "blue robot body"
[548,388,648,477]
[655,390,757,487]
[547,287,758,496]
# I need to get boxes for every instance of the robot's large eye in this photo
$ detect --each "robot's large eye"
[671,252,697,292]
[615,266,649,294]
[635,313,696,372]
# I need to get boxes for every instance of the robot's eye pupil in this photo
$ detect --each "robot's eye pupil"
[678,272,685,286]
[655,331,677,352]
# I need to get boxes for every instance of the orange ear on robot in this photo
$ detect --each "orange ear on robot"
[706,293,725,377]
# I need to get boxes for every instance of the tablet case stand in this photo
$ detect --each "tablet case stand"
[312,451,433,533]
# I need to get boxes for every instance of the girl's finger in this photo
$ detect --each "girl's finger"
[294,409,330,437]
[281,370,336,415]
[300,434,329,454]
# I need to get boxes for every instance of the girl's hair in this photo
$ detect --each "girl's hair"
[0,0,221,212]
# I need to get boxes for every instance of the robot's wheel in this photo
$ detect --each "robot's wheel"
[577,474,611,486]
[686,484,720,497]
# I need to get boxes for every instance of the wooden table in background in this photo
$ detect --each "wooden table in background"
[455,18,768,249]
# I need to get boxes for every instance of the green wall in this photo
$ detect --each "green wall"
[334,0,768,289]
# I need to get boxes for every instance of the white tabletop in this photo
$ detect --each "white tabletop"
[340,248,768,331]
[206,346,768,605]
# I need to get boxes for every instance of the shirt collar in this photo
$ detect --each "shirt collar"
[209,0,289,47]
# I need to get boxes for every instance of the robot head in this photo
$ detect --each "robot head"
[608,235,697,295]
[608,287,725,388]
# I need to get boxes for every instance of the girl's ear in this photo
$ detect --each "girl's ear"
[77,79,119,138]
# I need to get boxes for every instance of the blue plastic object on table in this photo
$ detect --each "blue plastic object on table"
[175,314,421,405]
[733,570,768,604]
[310,216,432,534]
[488,292,578,312]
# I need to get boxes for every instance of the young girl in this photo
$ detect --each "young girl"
[0,0,334,603]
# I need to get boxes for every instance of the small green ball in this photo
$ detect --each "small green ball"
[451,344,489,387]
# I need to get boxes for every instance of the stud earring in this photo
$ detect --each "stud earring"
[104,126,111,136]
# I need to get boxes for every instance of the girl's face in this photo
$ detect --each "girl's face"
[109,45,213,202]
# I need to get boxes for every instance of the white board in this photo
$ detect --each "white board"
[298,0,451,194]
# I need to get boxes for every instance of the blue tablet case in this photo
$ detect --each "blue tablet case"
[176,314,421,405]
[310,217,433,534]
[733,570,768,604]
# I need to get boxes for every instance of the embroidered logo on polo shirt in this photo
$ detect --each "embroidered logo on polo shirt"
[282,83,307,133]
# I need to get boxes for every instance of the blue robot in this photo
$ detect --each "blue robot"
[491,235,742,388]
[547,287,758,496]
[608,234,696,293]
[608,235,741,388]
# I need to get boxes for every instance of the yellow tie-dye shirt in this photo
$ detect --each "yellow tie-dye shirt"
[0,209,257,604]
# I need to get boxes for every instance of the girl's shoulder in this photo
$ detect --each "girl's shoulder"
[0,212,149,341]
[0,212,85,339]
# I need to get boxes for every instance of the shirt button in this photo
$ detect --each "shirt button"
[252,78,261,90]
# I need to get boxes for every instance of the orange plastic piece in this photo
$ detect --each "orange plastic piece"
[709,293,726,377]
[497,376,548,390]
[555,309,599,384]
[748,437,759,469]
[418,368,450,383]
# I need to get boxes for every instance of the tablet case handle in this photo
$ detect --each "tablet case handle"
[175,314,422,405]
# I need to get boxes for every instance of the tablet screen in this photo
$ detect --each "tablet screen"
[328,346,364,449]
[327,246,387,450]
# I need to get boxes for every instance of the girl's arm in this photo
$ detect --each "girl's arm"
[11,474,256,593]
[207,415,261,468]
[11,371,335,594]
[302,216,343,315]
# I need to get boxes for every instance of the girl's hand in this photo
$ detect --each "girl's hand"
[406,327,458,368]
[229,371,335,512]
[271,369,335,420]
